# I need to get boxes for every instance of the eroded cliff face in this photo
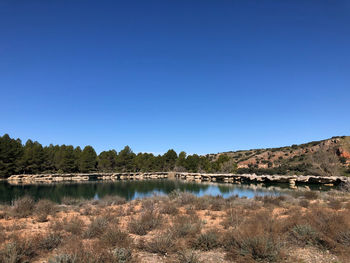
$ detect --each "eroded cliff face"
[338,148,350,159]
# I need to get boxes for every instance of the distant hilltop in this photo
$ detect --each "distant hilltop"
[207,136,350,176]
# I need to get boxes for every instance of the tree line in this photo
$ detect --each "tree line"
[0,134,237,178]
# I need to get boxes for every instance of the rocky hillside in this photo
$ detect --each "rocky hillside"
[208,136,350,176]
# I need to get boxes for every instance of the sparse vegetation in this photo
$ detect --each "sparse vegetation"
[128,210,162,235]
[12,196,35,218]
[1,190,350,262]
[84,216,110,238]
[34,199,56,222]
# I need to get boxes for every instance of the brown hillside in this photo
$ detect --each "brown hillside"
[208,136,350,174]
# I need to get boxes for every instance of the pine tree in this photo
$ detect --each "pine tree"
[116,146,135,172]
[176,151,187,169]
[0,134,23,177]
[43,144,57,172]
[162,149,177,171]
[185,154,200,172]
[98,150,118,172]
[58,145,76,172]
[79,146,97,172]
[74,146,82,172]
[20,140,46,174]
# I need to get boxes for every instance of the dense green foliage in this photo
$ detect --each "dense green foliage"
[0,134,23,177]
[0,134,235,177]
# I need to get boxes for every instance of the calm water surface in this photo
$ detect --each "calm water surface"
[0,179,330,204]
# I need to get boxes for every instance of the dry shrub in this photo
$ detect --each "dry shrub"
[302,191,319,200]
[208,196,226,211]
[99,195,126,206]
[177,250,202,263]
[191,229,220,251]
[171,215,201,238]
[244,210,285,238]
[84,216,110,238]
[6,221,27,232]
[340,181,350,192]
[289,224,320,247]
[0,234,38,263]
[223,210,285,262]
[39,232,62,251]
[49,219,64,232]
[111,247,134,263]
[168,189,182,200]
[239,235,281,262]
[303,207,350,252]
[0,223,5,243]
[307,208,343,236]
[99,225,132,248]
[63,216,85,235]
[224,231,282,263]
[197,196,224,211]
[0,205,10,219]
[60,196,84,206]
[80,207,97,216]
[34,199,56,222]
[185,205,196,216]
[159,201,179,215]
[328,198,342,210]
[102,209,120,223]
[128,211,162,236]
[12,196,35,218]
[299,199,309,208]
[141,198,158,211]
[49,237,132,263]
[125,205,135,215]
[115,207,126,217]
[246,200,262,210]
[142,231,175,256]
[193,197,210,210]
[336,229,350,246]
[255,195,286,207]
[222,206,245,229]
[173,192,197,206]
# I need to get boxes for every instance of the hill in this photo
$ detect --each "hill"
[207,136,350,176]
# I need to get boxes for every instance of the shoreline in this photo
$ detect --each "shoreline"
[6,172,350,186]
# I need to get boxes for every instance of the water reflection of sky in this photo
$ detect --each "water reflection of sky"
[98,184,282,200]
[196,185,280,198]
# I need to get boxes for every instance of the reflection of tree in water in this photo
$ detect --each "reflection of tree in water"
[94,180,210,200]
[0,179,332,204]
[0,180,212,203]
[217,185,231,193]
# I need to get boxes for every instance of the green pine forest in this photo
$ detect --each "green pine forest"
[0,134,238,178]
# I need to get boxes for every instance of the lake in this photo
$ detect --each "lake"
[0,179,331,204]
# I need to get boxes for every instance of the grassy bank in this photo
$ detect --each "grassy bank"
[0,190,350,262]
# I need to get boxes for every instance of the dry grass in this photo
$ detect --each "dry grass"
[141,231,176,255]
[1,190,350,262]
[191,229,220,251]
[12,196,35,218]
[84,216,110,238]
[34,199,56,222]
[99,225,132,248]
[62,216,85,235]
[128,210,163,235]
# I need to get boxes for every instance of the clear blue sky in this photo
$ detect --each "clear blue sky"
[1,0,349,154]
